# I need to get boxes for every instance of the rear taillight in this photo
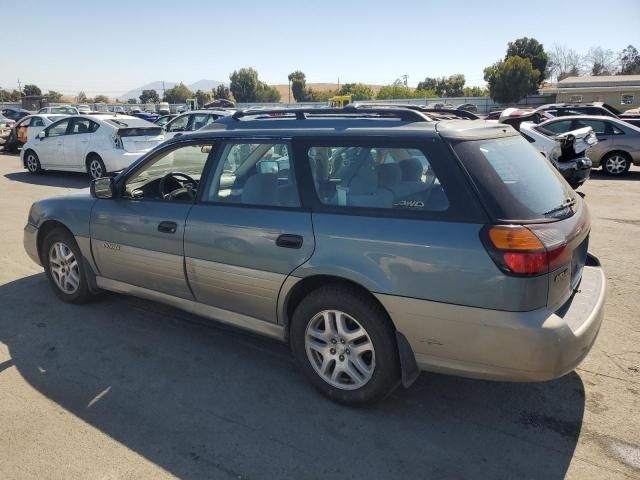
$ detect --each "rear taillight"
[481,225,569,276]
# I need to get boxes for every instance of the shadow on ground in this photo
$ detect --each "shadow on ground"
[0,274,586,480]
[588,169,640,182]
[4,170,90,189]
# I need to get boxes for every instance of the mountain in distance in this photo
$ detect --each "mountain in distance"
[119,79,223,101]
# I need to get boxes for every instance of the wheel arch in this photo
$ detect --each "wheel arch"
[85,151,102,167]
[281,274,419,387]
[37,220,74,264]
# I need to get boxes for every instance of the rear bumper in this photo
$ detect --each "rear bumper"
[377,255,606,382]
[101,151,145,173]
[23,223,41,266]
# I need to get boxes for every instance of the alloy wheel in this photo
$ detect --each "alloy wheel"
[605,155,627,175]
[305,310,375,390]
[49,242,80,294]
[26,153,38,172]
[89,159,103,179]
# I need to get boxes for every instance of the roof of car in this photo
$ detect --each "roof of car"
[538,115,640,130]
[537,102,607,109]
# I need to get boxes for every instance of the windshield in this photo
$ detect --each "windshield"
[453,135,575,222]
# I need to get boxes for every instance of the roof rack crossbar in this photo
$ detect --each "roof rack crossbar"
[231,105,429,122]
[355,103,480,120]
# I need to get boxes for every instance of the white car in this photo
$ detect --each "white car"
[163,109,232,140]
[77,104,92,114]
[38,106,79,115]
[21,115,165,179]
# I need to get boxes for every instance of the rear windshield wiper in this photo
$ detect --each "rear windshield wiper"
[543,197,576,217]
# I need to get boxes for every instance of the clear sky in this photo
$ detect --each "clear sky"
[2,0,639,96]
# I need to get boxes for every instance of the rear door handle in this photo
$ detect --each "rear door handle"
[276,234,303,249]
[158,221,177,234]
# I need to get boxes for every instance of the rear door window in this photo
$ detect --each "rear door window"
[453,135,574,221]
[45,119,71,137]
[306,144,449,212]
[537,120,573,135]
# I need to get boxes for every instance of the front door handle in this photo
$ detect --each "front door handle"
[158,221,177,234]
[276,234,303,249]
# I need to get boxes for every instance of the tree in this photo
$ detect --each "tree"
[307,88,335,102]
[127,98,138,104]
[229,68,260,103]
[94,95,110,104]
[413,88,437,98]
[77,91,88,102]
[463,86,487,96]
[195,89,212,107]
[434,74,465,97]
[585,47,618,76]
[23,84,41,96]
[376,81,415,100]
[213,84,232,100]
[337,83,374,100]
[254,82,281,103]
[163,82,193,104]
[139,89,160,104]
[506,37,548,82]
[619,45,640,75]
[0,89,21,101]
[416,77,437,91]
[484,56,540,104]
[46,90,64,102]
[548,44,584,81]
[288,70,308,102]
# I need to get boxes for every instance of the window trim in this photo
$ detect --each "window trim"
[198,138,303,211]
[292,136,487,224]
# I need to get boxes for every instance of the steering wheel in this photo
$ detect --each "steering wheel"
[159,172,198,201]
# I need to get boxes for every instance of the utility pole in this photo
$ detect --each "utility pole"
[162,80,165,99]
[402,74,408,87]
[338,77,340,90]
[288,78,291,104]
[17,79,22,96]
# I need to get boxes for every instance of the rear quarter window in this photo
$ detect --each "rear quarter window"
[453,135,574,222]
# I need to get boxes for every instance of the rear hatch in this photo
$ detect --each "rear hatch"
[107,118,164,153]
[449,132,590,311]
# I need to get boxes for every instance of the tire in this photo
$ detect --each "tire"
[25,150,42,175]
[41,228,93,304]
[87,154,106,180]
[290,285,400,404]
[602,152,631,176]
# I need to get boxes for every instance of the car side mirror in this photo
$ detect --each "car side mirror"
[37,131,46,140]
[90,177,115,199]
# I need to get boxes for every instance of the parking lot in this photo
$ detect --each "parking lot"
[0,151,638,479]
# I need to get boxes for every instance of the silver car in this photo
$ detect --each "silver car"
[533,115,640,176]
[23,107,606,404]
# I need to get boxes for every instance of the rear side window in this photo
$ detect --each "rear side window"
[453,136,574,221]
[537,120,573,135]
[307,145,449,212]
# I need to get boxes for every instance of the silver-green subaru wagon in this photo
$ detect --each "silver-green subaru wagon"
[23,106,606,404]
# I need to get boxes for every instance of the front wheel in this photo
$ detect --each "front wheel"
[42,228,93,303]
[25,150,42,174]
[602,152,631,176]
[290,285,400,404]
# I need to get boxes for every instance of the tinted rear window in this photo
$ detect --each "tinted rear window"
[117,127,162,137]
[453,136,574,221]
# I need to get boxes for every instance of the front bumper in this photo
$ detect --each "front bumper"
[556,157,592,188]
[377,254,606,382]
[23,223,41,266]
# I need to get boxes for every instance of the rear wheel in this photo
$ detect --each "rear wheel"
[87,154,106,180]
[290,285,400,404]
[602,152,631,176]
[25,150,42,174]
[41,228,93,303]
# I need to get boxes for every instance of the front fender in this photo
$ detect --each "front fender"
[28,190,95,238]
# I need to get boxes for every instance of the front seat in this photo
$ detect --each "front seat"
[344,165,393,208]
[242,173,279,206]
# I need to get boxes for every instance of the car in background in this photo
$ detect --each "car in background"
[157,102,171,115]
[0,113,16,127]
[484,110,502,121]
[20,115,165,179]
[3,114,68,153]
[38,106,79,115]
[530,115,640,176]
[76,105,92,114]
[23,106,606,404]
[129,111,160,122]
[154,114,178,128]
[536,102,640,128]
[457,103,478,113]
[2,108,32,121]
[163,109,232,140]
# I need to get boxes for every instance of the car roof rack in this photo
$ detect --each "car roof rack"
[231,104,430,122]
[356,103,480,120]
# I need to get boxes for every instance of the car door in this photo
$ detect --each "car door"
[184,140,314,323]
[90,141,214,299]
[163,114,190,140]
[36,118,71,167]
[64,117,98,169]
[16,117,31,144]
[27,116,46,142]
[571,119,612,164]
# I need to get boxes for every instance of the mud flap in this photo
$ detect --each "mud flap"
[395,331,419,388]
